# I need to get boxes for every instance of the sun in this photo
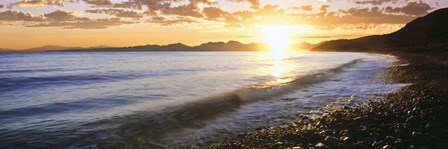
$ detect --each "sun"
[260,25,292,59]
[258,24,294,78]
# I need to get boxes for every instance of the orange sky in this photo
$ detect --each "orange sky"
[0,0,446,50]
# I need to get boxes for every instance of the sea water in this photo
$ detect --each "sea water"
[0,51,406,148]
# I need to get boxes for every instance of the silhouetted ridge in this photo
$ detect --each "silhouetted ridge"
[195,41,267,51]
[49,41,274,52]
[27,45,82,52]
[312,7,448,52]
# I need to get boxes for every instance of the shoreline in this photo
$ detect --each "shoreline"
[211,51,448,148]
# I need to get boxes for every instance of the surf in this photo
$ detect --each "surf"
[67,58,367,148]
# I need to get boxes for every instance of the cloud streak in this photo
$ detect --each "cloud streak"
[0,10,44,21]
[385,1,432,15]
[0,9,134,29]
[148,16,197,25]
[0,0,441,29]
[86,9,145,19]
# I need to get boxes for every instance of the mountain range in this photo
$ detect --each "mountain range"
[38,41,315,52]
[312,7,448,52]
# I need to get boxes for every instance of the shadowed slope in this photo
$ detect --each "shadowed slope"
[312,8,448,52]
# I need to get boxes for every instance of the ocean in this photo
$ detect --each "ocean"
[0,51,406,148]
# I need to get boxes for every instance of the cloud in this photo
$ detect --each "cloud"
[13,0,77,7]
[113,0,173,9]
[160,3,203,18]
[29,17,134,29]
[83,0,112,6]
[223,10,253,26]
[222,5,282,26]
[2,0,432,30]
[190,0,217,5]
[202,7,228,19]
[11,0,113,7]
[0,10,134,29]
[113,0,214,10]
[205,5,416,28]
[354,0,402,5]
[292,5,313,11]
[385,1,432,15]
[320,5,330,11]
[112,0,206,18]
[228,0,260,9]
[343,6,384,17]
[0,10,43,21]
[44,10,76,21]
[148,16,197,25]
[85,9,145,19]
[314,7,415,24]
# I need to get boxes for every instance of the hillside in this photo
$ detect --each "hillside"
[48,41,314,52]
[52,41,266,52]
[26,45,82,52]
[312,8,448,52]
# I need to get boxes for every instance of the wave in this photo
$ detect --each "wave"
[0,74,126,93]
[68,59,364,148]
[0,67,221,94]
[235,59,363,102]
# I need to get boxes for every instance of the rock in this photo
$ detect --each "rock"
[236,133,246,138]
[280,124,289,129]
[406,116,417,123]
[318,130,327,135]
[383,145,393,149]
[371,141,381,148]
[340,136,350,142]
[315,142,326,148]
[394,128,404,136]
[411,131,421,136]
[324,136,339,143]
[385,136,395,144]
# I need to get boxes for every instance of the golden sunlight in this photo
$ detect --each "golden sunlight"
[259,25,295,78]
[272,60,285,78]
[260,25,292,59]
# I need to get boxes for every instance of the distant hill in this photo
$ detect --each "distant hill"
[312,7,448,52]
[291,42,319,50]
[48,41,315,52]
[0,48,15,52]
[23,45,114,52]
[26,45,82,52]
[194,41,265,51]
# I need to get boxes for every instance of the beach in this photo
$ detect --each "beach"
[212,51,448,148]
[1,0,446,148]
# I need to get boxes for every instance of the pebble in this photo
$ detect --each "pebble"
[324,136,339,142]
[340,136,350,142]
[371,141,381,148]
[383,145,393,149]
[315,142,326,148]
[385,136,395,144]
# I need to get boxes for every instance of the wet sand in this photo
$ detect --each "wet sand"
[211,52,448,148]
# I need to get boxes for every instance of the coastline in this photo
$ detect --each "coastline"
[211,51,448,148]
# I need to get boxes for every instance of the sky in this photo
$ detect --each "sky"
[0,0,446,50]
